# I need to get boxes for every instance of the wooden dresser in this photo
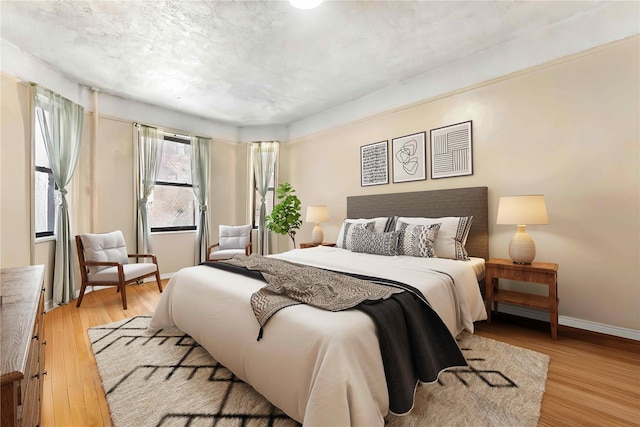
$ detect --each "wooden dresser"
[1,265,46,427]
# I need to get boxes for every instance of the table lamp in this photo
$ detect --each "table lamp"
[496,195,549,264]
[306,205,329,244]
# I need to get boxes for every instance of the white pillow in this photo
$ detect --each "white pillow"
[80,230,129,274]
[219,224,252,250]
[396,222,440,258]
[396,216,473,260]
[336,217,388,249]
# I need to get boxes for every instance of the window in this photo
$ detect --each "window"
[34,109,55,238]
[149,135,196,232]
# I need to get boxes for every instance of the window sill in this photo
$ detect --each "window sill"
[151,229,197,236]
[35,235,56,244]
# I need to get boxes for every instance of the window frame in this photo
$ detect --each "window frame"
[33,107,56,239]
[149,134,197,233]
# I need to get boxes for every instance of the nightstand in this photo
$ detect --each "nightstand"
[485,258,559,339]
[299,242,336,249]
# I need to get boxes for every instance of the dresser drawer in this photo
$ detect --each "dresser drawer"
[1,266,46,427]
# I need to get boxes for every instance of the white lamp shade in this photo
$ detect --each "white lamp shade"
[306,205,329,223]
[496,195,549,225]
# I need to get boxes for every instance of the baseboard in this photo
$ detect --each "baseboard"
[497,304,640,341]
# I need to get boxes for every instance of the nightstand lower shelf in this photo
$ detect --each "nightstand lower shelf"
[485,258,559,339]
[492,289,557,311]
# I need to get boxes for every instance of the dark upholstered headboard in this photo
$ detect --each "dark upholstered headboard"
[346,186,489,260]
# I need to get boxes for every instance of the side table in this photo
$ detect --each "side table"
[299,242,336,249]
[485,258,559,339]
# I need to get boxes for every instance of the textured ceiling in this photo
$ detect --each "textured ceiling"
[1,1,607,126]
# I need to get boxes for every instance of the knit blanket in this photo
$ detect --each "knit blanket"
[219,254,402,335]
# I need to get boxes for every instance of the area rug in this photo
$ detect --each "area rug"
[89,315,549,427]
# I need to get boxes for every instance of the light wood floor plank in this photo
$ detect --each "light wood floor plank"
[41,280,640,426]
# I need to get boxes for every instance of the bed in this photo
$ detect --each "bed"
[150,186,489,426]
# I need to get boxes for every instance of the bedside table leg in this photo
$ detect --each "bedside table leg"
[550,280,559,339]
[550,298,559,339]
[485,277,497,324]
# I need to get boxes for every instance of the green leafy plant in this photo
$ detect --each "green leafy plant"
[265,182,302,248]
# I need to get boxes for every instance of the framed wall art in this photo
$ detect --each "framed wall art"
[360,140,388,186]
[430,120,473,179]
[392,131,426,183]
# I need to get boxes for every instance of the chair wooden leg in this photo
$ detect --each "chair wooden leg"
[76,283,87,307]
[120,284,127,310]
[155,271,163,292]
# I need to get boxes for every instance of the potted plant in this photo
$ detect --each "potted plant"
[265,182,302,248]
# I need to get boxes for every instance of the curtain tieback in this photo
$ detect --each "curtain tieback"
[199,204,207,212]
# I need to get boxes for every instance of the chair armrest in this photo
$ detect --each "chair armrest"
[207,243,220,260]
[245,242,252,256]
[128,253,158,264]
[84,260,121,267]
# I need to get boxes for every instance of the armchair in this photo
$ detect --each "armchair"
[75,230,162,309]
[207,224,252,261]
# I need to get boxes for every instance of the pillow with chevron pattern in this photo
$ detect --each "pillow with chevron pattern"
[351,227,400,256]
[396,221,441,258]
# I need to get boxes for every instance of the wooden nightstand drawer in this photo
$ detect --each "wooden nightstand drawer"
[494,267,534,282]
[533,271,557,285]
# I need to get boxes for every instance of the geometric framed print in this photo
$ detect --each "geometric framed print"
[430,120,473,179]
[392,131,426,183]
[360,140,389,186]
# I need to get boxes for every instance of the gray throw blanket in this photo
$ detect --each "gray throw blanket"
[221,254,402,335]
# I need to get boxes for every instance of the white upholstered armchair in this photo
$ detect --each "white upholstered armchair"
[75,230,163,309]
[207,224,252,261]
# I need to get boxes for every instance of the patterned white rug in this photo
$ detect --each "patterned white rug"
[89,315,549,427]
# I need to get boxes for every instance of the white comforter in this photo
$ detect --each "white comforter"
[150,247,487,426]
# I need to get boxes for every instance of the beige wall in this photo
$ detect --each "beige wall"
[283,38,640,331]
[2,37,638,333]
[1,75,32,268]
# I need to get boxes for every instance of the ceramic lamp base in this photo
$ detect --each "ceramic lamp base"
[311,223,324,244]
[509,225,536,264]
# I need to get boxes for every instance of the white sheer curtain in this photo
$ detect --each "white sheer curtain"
[252,141,279,255]
[136,125,164,253]
[32,84,84,306]
[190,136,211,264]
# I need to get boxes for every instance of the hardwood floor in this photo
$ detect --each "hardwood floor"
[42,281,640,426]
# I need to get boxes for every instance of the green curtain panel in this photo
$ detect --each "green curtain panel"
[136,124,164,253]
[32,84,84,306]
[190,136,211,264]
[252,141,279,255]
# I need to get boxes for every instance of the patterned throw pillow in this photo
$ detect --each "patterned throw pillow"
[351,227,400,256]
[396,222,441,258]
[338,221,375,250]
[396,216,474,260]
